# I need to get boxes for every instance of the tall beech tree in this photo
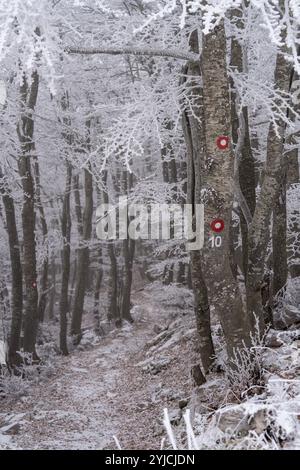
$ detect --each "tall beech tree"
[0,167,23,367]
[182,30,215,372]
[246,24,292,331]
[200,21,250,356]
[17,70,39,358]
[71,122,94,343]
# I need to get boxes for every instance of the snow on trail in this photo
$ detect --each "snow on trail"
[0,288,193,450]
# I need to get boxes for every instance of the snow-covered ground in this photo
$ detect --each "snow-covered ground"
[1,282,300,450]
[0,285,195,450]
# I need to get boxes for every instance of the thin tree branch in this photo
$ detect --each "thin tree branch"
[65,45,198,62]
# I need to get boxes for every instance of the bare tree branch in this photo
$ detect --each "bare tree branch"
[65,46,198,62]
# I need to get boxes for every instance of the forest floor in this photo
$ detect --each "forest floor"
[1,281,300,450]
[0,284,195,450]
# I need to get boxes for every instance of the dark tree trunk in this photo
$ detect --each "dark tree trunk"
[161,129,175,285]
[93,247,103,335]
[271,169,288,300]
[287,147,300,278]
[73,173,83,237]
[17,71,39,359]
[246,36,292,331]
[182,30,215,372]
[33,157,49,322]
[121,238,135,322]
[287,70,300,279]
[230,11,256,280]
[71,142,94,343]
[121,171,135,323]
[59,161,72,355]
[68,258,77,311]
[0,169,23,367]
[102,171,120,325]
[48,255,56,321]
[108,243,120,324]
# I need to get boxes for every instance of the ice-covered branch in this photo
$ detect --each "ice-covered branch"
[66,45,198,62]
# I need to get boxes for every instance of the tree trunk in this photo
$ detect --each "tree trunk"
[93,185,103,334]
[161,138,174,285]
[68,258,77,311]
[59,162,72,355]
[93,247,103,335]
[230,10,256,279]
[246,44,292,330]
[0,169,23,367]
[182,30,215,372]
[200,21,250,356]
[121,171,135,323]
[121,238,135,322]
[108,242,120,324]
[48,255,56,321]
[71,147,93,343]
[287,70,300,279]
[17,71,39,359]
[287,147,300,278]
[33,156,49,322]
[271,168,287,301]
[73,173,83,237]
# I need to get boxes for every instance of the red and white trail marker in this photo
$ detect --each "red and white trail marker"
[216,135,229,150]
[210,219,225,233]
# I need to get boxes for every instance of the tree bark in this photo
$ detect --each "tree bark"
[200,21,250,356]
[246,46,292,330]
[182,30,215,372]
[121,171,135,323]
[59,161,72,355]
[73,173,83,237]
[107,243,120,324]
[287,70,300,279]
[271,168,287,301]
[17,71,39,358]
[71,122,94,343]
[93,247,103,335]
[287,147,300,278]
[48,255,56,321]
[33,156,49,322]
[0,169,23,367]
[230,9,256,279]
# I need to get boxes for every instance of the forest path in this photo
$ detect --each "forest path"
[0,286,192,450]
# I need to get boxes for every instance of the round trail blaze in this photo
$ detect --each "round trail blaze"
[216,135,229,150]
[210,219,225,233]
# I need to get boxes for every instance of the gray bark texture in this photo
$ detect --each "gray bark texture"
[182,30,215,372]
[200,21,250,356]
[70,163,93,342]
[246,46,292,331]
[17,71,39,358]
[0,168,23,367]
[59,161,72,355]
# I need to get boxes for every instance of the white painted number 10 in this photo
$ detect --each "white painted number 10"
[209,235,222,248]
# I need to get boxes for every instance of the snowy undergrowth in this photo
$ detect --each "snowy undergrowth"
[1,282,299,450]
[160,327,300,450]
[0,354,56,402]
[0,327,58,402]
[140,283,300,450]
[163,372,300,450]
